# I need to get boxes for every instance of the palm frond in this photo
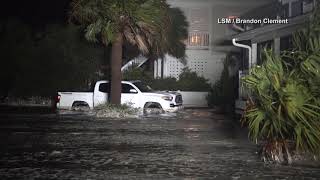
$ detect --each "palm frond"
[84,20,103,42]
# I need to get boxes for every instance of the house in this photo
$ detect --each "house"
[231,0,317,114]
[152,0,270,84]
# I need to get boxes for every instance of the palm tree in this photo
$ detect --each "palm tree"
[145,7,188,76]
[166,7,189,61]
[69,0,185,104]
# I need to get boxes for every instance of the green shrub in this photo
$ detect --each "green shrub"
[176,68,211,91]
[207,55,237,112]
[123,67,153,84]
[123,67,211,91]
[241,8,320,164]
[207,80,224,107]
[246,17,320,161]
[150,77,179,91]
[243,5,320,160]
[242,49,320,164]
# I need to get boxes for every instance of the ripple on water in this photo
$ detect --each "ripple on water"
[1,109,320,179]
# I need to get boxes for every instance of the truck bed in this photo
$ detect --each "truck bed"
[57,92,93,110]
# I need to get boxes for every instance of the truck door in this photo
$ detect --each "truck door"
[94,82,109,106]
[121,83,138,107]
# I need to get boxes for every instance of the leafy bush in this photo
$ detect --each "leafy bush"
[123,67,211,91]
[242,9,320,164]
[176,68,211,91]
[123,67,153,84]
[150,77,179,91]
[242,50,320,164]
[207,55,237,112]
[207,80,223,107]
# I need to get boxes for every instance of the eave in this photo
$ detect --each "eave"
[232,14,311,43]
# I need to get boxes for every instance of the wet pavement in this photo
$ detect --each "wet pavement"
[0,109,320,179]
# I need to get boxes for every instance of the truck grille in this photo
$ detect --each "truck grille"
[175,95,183,104]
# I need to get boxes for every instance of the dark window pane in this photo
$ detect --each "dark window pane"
[122,84,136,93]
[133,82,153,92]
[281,3,289,18]
[99,83,110,93]
[292,1,302,17]
[303,0,314,13]
[280,35,293,51]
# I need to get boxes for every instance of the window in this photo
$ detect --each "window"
[280,35,293,51]
[303,0,314,13]
[186,32,209,47]
[291,1,303,17]
[99,83,110,93]
[133,82,153,92]
[281,3,290,18]
[182,7,210,48]
[121,84,137,93]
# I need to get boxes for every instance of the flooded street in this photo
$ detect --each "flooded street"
[0,109,320,179]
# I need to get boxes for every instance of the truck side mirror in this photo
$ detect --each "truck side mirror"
[129,89,138,93]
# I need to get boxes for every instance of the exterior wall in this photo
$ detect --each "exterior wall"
[160,0,270,84]
[179,91,209,107]
[281,0,316,17]
[163,51,225,83]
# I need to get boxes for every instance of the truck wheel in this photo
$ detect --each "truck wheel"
[143,102,164,114]
[72,101,90,111]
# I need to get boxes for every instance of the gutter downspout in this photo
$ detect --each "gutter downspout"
[232,38,252,109]
[232,38,252,70]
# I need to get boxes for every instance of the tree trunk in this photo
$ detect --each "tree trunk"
[147,56,155,75]
[110,33,123,105]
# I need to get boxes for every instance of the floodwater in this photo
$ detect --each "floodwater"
[0,108,320,179]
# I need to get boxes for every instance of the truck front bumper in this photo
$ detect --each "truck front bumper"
[165,104,184,112]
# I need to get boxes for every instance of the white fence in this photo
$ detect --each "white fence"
[179,91,209,108]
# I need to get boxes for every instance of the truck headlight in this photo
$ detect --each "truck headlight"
[161,96,173,101]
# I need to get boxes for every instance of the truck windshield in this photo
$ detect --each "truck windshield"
[133,82,153,92]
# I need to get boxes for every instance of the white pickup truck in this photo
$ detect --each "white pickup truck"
[56,80,183,112]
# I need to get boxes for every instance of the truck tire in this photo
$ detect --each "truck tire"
[143,102,164,114]
[72,101,90,111]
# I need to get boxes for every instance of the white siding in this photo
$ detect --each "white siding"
[159,0,270,84]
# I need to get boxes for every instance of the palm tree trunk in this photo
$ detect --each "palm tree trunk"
[110,33,123,105]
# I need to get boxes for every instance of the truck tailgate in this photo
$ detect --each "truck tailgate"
[57,92,93,110]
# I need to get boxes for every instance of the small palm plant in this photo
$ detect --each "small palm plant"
[242,50,320,164]
[242,7,320,164]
